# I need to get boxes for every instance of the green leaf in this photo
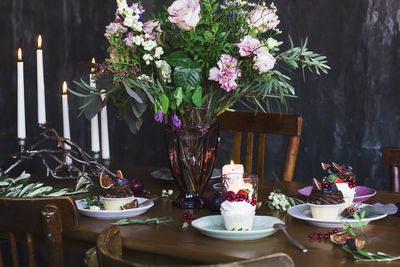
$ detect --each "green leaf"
[83,95,102,120]
[174,87,183,107]
[123,82,143,104]
[160,95,169,113]
[164,51,191,66]
[192,86,202,107]
[123,106,139,134]
[173,61,202,89]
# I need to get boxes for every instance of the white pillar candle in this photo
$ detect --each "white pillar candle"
[36,35,46,125]
[62,82,72,164]
[17,48,26,139]
[100,93,110,160]
[89,58,100,153]
[222,160,245,193]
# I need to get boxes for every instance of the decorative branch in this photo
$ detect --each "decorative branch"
[1,125,114,184]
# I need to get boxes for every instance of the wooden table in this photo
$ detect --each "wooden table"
[64,165,400,266]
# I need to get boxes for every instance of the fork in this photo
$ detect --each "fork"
[273,223,308,253]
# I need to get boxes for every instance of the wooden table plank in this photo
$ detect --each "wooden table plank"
[64,165,400,266]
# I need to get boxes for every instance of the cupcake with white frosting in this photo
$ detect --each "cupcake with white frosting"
[220,190,256,231]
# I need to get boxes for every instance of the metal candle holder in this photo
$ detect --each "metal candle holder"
[0,124,114,183]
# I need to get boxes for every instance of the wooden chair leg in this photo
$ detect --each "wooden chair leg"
[26,233,35,267]
[257,133,266,180]
[8,232,19,267]
[283,136,300,182]
[0,247,4,267]
[391,166,399,192]
[233,132,241,163]
[41,205,65,267]
[245,132,254,174]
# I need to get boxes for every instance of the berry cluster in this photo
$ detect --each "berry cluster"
[321,162,356,189]
[308,228,338,240]
[225,190,256,206]
[183,211,194,224]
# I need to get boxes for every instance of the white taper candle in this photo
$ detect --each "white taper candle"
[17,48,26,139]
[100,93,110,160]
[36,35,46,124]
[62,82,72,164]
[90,58,100,152]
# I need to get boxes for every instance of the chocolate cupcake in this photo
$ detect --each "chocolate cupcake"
[307,178,344,220]
[100,171,135,210]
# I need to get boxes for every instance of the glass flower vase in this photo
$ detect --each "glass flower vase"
[164,108,219,209]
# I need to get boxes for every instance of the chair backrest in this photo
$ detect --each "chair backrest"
[0,196,79,267]
[92,225,294,267]
[219,111,303,182]
[381,147,400,192]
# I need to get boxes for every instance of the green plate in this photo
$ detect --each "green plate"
[191,215,282,241]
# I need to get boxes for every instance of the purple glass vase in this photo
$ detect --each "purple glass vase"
[164,108,219,209]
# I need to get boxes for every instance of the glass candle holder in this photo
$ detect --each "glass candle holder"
[222,173,258,200]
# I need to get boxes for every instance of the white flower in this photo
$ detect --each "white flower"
[154,47,164,59]
[253,47,276,73]
[138,74,152,82]
[89,205,100,210]
[155,60,172,83]
[143,54,154,65]
[132,35,144,46]
[142,40,157,51]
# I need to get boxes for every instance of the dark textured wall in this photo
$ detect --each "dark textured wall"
[0,0,399,190]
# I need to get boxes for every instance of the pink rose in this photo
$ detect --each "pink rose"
[253,48,276,73]
[247,5,280,33]
[209,54,241,92]
[168,0,201,31]
[235,35,261,57]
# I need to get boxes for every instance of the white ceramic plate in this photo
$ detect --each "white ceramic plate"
[75,197,154,220]
[287,204,387,228]
[191,215,282,241]
[150,168,221,182]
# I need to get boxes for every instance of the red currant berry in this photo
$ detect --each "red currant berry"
[323,234,329,239]
[328,232,332,236]
[333,229,338,234]
[317,234,323,239]
[309,233,314,238]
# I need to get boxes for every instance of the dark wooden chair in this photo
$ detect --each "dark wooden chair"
[86,225,294,267]
[219,111,303,182]
[0,196,79,267]
[381,147,400,192]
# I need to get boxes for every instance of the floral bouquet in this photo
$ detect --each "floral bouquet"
[72,0,330,133]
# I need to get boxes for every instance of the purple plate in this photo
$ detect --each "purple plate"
[297,185,376,203]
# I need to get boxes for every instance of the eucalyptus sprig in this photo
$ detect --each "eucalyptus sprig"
[112,216,173,226]
[0,172,91,198]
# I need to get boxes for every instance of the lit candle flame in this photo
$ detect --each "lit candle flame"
[17,48,22,61]
[91,57,96,73]
[230,160,235,170]
[62,81,68,94]
[38,34,42,49]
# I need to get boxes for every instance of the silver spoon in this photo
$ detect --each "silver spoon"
[273,223,308,253]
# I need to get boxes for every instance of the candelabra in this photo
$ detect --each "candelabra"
[1,125,113,183]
